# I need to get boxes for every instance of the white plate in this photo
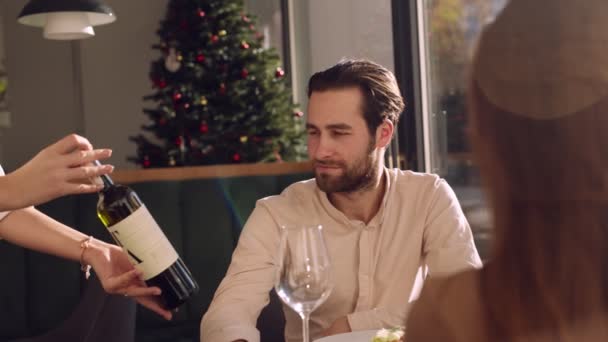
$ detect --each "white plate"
[314,330,377,342]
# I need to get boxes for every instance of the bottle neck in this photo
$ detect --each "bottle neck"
[94,160,114,189]
[99,173,114,189]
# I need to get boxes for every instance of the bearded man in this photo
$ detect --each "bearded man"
[201,59,482,342]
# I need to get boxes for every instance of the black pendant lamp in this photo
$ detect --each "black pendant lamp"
[17,0,116,40]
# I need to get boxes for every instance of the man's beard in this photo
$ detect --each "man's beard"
[314,140,378,194]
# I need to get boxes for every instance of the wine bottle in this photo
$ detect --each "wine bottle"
[93,161,198,310]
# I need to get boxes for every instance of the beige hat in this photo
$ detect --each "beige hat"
[473,0,608,119]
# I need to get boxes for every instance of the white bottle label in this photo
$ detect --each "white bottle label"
[107,205,179,280]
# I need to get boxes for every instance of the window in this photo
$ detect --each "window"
[418,0,507,259]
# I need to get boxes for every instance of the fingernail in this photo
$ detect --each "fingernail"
[104,149,113,156]
[105,165,115,172]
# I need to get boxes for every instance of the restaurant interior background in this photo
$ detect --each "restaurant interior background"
[0,0,508,340]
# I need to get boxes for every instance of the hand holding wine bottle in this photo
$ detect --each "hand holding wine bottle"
[93,161,199,311]
[0,134,114,211]
[81,237,174,320]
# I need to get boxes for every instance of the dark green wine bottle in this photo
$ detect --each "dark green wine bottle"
[94,162,198,310]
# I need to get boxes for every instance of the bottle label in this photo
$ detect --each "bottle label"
[107,205,179,280]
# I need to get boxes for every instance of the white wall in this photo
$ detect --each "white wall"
[307,0,394,72]
[293,0,394,111]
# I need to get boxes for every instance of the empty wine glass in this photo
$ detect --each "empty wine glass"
[275,224,333,342]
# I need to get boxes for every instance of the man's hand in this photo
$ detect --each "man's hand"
[322,316,352,336]
[84,239,173,321]
[4,134,113,210]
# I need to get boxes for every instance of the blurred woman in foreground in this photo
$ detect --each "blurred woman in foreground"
[406,0,608,340]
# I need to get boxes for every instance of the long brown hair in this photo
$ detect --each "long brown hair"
[468,79,608,340]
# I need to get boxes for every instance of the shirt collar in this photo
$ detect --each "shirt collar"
[316,167,392,229]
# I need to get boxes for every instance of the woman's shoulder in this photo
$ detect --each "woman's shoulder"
[406,269,485,341]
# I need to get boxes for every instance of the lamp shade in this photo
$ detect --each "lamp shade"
[17,0,116,40]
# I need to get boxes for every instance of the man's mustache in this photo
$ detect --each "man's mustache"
[314,160,345,168]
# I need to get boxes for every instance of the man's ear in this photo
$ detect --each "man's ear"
[375,119,394,148]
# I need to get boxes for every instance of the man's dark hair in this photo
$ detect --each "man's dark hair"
[307,59,405,135]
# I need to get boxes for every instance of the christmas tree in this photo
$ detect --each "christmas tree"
[130,0,306,168]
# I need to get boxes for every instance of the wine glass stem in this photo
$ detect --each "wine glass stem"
[301,312,311,342]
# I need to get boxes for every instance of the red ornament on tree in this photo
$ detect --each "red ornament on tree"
[294,110,304,118]
[241,68,249,79]
[196,53,205,62]
[173,92,183,101]
[242,15,250,23]
[249,24,255,31]
[197,9,206,17]
[175,136,183,146]
[219,83,227,95]
[275,67,285,78]
[211,35,219,43]
[143,157,151,168]
[232,153,241,162]
[199,122,209,133]
[183,102,191,109]
[240,41,250,49]
[157,79,167,89]
[159,118,167,125]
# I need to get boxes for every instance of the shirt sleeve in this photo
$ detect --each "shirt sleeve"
[200,203,281,342]
[0,165,10,221]
[422,179,483,277]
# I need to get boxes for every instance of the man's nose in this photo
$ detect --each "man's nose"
[313,135,336,160]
